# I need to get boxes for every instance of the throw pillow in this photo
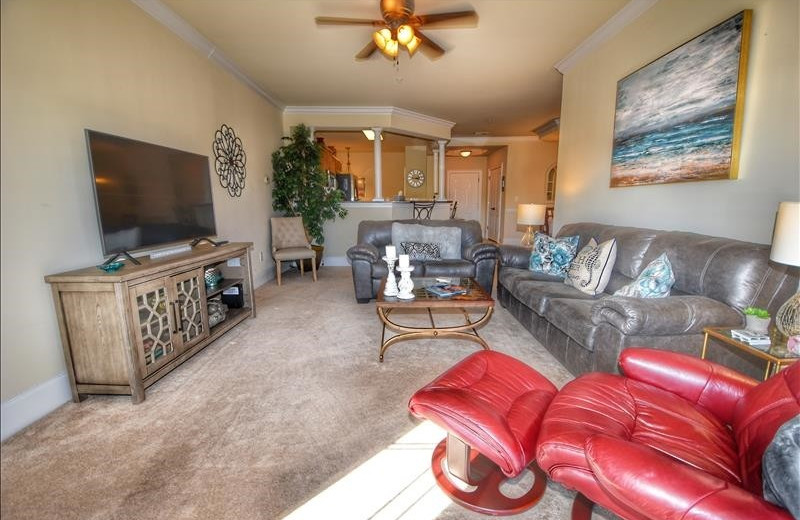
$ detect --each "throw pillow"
[614,252,675,298]
[401,241,442,261]
[529,233,579,278]
[564,238,618,295]
[763,415,800,518]
[392,223,462,259]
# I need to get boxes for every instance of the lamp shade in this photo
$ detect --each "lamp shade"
[517,204,546,226]
[770,201,800,266]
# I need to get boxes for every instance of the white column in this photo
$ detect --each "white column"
[437,140,447,200]
[432,148,440,198]
[372,127,384,201]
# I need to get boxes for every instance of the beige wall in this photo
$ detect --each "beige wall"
[502,140,559,241]
[555,0,799,242]
[0,0,283,402]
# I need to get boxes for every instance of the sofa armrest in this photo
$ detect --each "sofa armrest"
[585,435,792,520]
[619,348,758,425]
[590,295,742,335]
[498,245,530,269]
[464,242,498,263]
[346,243,380,264]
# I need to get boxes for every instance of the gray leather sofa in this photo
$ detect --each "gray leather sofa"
[346,219,498,303]
[499,222,798,379]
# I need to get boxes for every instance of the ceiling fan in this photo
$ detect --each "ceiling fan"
[315,0,478,61]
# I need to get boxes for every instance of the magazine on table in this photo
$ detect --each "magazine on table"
[730,329,771,345]
[425,282,468,297]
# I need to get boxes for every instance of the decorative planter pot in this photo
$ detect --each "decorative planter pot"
[745,315,770,334]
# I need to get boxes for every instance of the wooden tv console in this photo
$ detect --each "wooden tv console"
[45,242,255,403]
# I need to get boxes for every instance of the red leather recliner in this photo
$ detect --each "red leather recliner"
[536,348,799,520]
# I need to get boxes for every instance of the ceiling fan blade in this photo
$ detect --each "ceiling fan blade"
[315,16,383,26]
[414,10,478,28]
[415,30,445,59]
[355,40,379,60]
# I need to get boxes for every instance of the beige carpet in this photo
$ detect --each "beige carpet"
[1,267,615,520]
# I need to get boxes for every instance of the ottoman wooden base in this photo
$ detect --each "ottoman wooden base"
[431,434,547,516]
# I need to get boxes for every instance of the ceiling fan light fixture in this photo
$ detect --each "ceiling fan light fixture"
[384,38,399,57]
[405,35,421,55]
[397,24,414,45]
[373,28,392,50]
[460,150,472,157]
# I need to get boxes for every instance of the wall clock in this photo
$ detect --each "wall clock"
[213,124,247,197]
[407,169,425,188]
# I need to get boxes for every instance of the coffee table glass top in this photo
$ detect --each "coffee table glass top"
[378,277,493,307]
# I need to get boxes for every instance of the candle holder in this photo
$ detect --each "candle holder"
[397,266,415,300]
[382,256,399,297]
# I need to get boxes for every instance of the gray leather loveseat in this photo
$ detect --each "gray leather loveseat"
[346,219,498,303]
[499,222,798,379]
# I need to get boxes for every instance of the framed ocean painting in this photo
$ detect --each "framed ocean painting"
[610,10,751,187]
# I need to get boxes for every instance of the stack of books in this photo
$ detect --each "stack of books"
[731,329,771,347]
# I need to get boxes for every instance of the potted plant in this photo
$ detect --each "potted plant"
[743,307,771,334]
[271,124,347,269]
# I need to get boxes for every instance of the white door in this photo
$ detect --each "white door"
[486,165,503,241]
[446,170,481,223]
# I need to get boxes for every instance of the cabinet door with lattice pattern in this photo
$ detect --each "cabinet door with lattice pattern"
[129,279,176,376]
[169,268,209,353]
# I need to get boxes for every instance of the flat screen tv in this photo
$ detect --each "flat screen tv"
[85,129,217,256]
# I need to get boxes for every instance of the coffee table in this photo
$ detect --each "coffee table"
[376,277,494,362]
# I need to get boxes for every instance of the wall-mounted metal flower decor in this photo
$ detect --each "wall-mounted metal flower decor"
[213,124,246,197]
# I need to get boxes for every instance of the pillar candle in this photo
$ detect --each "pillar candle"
[398,254,410,269]
[385,245,396,259]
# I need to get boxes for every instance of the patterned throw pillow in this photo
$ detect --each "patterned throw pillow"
[614,252,675,298]
[564,238,618,295]
[401,241,441,261]
[529,233,579,278]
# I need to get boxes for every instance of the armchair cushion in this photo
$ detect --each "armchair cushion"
[619,348,758,425]
[392,222,461,259]
[585,434,792,520]
[271,216,310,250]
[536,371,741,486]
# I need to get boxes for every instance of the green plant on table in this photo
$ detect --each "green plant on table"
[270,124,347,245]
[743,307,770,318]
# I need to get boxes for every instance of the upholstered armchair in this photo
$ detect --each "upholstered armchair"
[346,219,498,303]
[270,216,316,286]
[536,348,799,520]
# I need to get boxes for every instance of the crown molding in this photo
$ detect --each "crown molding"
[283,106,455,129]
[449,135,540,146]
[554,0,659,74]
[129,0,284,109]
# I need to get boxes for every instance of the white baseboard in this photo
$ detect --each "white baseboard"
[1,372,72,442]
[322,256,349,267]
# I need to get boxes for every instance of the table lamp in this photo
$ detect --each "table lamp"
[517,204,546,247]
[770,201,800,337]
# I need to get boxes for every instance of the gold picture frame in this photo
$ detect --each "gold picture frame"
[610,10,751,187]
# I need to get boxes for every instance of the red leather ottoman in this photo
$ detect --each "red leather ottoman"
[408,350,558,515]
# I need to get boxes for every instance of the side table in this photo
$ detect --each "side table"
[701,327,798,380]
